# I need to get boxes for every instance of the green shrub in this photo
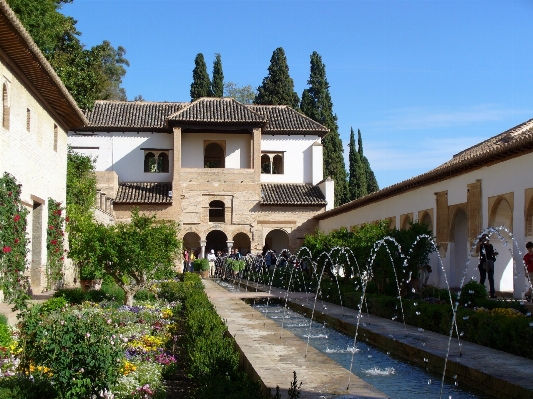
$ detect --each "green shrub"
[0,314,7,325]
[54,288,86,304]
[39,297,68,315]
[99,283,125,303]
[460,280,487,306]
[158,281,184,302]
[193,258,210,272]
[19,305,124,399]
[0,323,12,347]
[134,289,156,301]
[0,375,55,399]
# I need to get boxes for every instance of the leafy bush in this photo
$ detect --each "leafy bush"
[54,288,86,304]
[0,375,55,399]
[39,297,67,315]
[460,280,488,306]
[0,314,7,325]
[0,323,12,347]
[134,289,156,301]
[54,283,125,305]
[19,305,124,399]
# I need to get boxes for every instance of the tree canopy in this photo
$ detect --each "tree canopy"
[211,53,224,98]
[300,51,348,206]
[7,0,129,110]
[190,53,213,101]
[348,127,367,201]
[224,82,256,104]
[358,129,379,194]
[254,47,299,108]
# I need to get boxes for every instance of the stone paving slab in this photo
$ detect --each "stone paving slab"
[230,280,533,399]
[204,280,389,399]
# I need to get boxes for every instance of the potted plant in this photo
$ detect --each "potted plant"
[193,258,210,279]
[227,259,245,278]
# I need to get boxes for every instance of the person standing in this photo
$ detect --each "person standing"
[478,234,497,298]
[207,249,216,277]
[523,241,533,302]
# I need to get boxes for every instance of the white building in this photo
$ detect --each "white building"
[0,1,87,293]
[316,118,533,298]
[68,98,334,260]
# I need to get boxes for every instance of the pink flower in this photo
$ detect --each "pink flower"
[2,247,12,253]
[86,333,91,338]
[13,214,20,222]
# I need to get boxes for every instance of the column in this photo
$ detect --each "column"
[200,240,207,259]
[226,240,234,254]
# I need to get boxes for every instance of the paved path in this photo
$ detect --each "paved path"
[0,292,55,325]
[208,279,533,399]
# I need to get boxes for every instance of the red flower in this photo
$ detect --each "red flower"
[55,248,60,253]
[60,257,64,261]
[61,231,65,236]
[49,225,54,230]
[65,217,70,223]
[2,246,12,253]
[14,238,19,244]
[51,240,58,245]
[13,214,20,222]
[7,192,12,197]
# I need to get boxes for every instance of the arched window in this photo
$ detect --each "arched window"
[261,152,284,174]
[209,200,225,223]
[272,154,283,174]
[144,152,156,172]
[204,142,225,168]
[144,151,169,173]
[158,152,169,173]
[261,154,271,174]
[2,83,9,130]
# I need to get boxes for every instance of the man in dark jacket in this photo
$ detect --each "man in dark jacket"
[478,234,497,298]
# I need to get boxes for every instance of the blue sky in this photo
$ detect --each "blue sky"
[62,0,533,189]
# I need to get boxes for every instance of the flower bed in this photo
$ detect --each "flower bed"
[0,292,181,398]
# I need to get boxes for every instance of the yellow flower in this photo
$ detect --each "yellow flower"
[120,360,137,375]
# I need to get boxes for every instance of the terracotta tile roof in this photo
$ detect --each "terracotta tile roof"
[168,97,267,125]
[248,105,329,135]
[316,117,533,220]
[74,99,328,136]
[114,182,173,204]
[78,101,186,131]
[261,183,327,206]
[0,1,86,127]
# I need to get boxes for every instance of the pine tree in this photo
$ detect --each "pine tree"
[357,129,379,194]
[211,53,224,98]
[348,128,367,201]
[301,52,348,207]
[254,47,299,108]
[190,53,212,101]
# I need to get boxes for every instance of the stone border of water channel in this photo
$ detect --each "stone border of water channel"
[231,280,533,399]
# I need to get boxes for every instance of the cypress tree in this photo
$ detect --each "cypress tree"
[190,53,212,101]
[300,51,348,206]
[211,53,224,98]
[357,129,379,194]
[348,127,367,201]
[254,47,300,108]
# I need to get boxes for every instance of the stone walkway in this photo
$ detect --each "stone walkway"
[206,279,533,399]
[0,292,55,325]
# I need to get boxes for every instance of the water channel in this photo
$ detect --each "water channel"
[216,280,492,399]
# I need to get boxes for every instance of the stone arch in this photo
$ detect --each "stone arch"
[204,142,225,168]
[400,214,412,230]
[183,232,201,253]
[488,195,514,292]
[488,196,513,232]
[449,208,468,288]
[233,232,251,255]
[420,211,433,232]
[144,152,156,172]
[206,229,228,254]
[264,229,289,254]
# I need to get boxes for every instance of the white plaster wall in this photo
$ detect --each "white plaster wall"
[1,54,69,291]
[68,132,174,183]
[318,152,533,296]
[260,135,320,184]
[181,133,251,169]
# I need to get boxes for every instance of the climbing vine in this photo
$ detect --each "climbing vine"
[0,173,30,309]
[46,198,65,290]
